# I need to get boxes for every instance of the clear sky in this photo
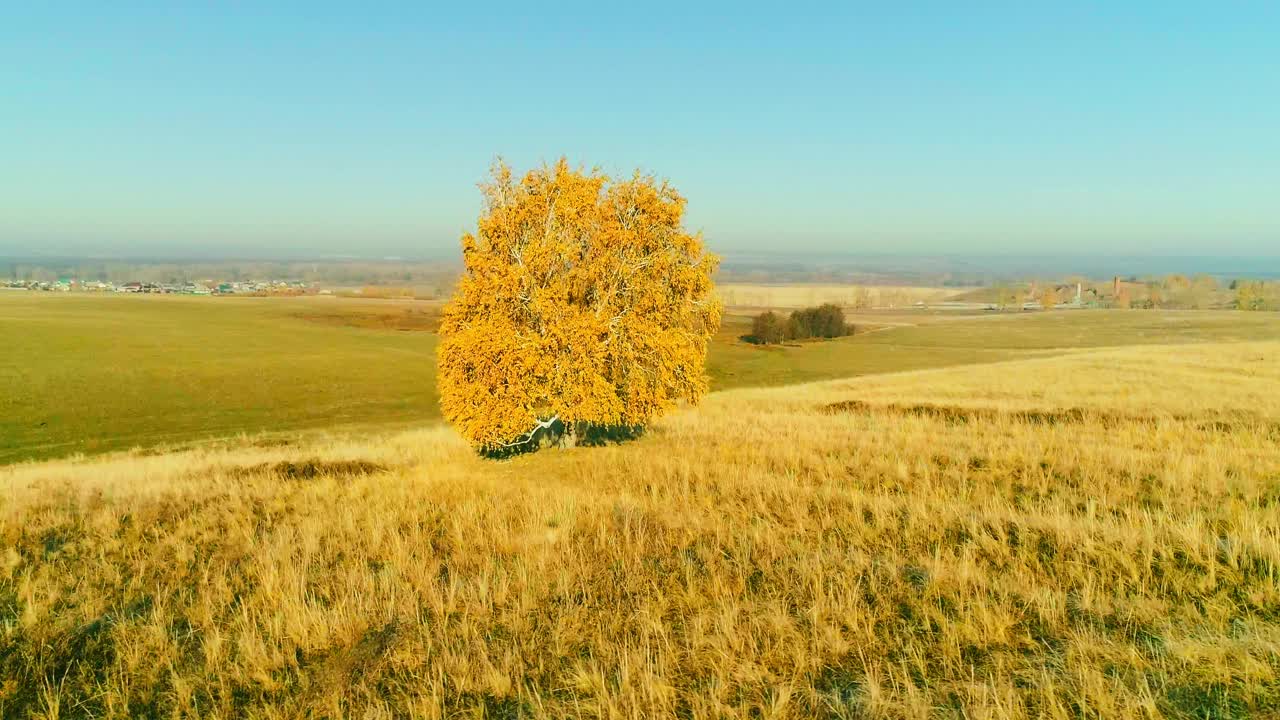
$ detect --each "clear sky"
[2,2,1277,258]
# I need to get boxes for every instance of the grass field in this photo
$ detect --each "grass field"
[716,284,954,309]
[4,293,1280,464]
[0,295,440,463]
[707,307,1280,389]
[4,339,1278,717]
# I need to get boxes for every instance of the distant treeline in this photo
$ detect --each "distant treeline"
[747,303,853,345]
[1106,275,1280,310]
[977,274,1280,312]
[2,260,459,293]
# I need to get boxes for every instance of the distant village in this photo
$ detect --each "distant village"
[2,272,1275,311]
[0,278,315,295]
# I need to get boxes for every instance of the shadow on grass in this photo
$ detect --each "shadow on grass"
[481,420,645,460]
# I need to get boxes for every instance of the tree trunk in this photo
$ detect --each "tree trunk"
[557,422,579,449]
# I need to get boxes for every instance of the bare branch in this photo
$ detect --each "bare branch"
[495,414,561,449]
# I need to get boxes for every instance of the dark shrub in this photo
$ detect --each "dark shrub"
[786,303,847,340]
[813,303,846,338]
[749,311,786,345]
[786,311,811,341]
[750,303,851,344]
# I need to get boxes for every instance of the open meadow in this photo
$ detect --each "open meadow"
[5,292,1280,464]
[9,4,1280,717]
[0,295,441,464]
[3,335,1278,717]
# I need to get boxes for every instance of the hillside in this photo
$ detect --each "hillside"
[4,341,1278,717]
[6,292,1280,464]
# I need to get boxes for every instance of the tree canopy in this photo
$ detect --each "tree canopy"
[438,159,721,451]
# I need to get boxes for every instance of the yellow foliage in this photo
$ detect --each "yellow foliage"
[1235,280,1280,311]
[1039,286,1058,310]
[438,159,721,450]
[1116,286,1132,309]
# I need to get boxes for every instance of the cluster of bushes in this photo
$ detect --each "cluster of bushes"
[1233,280,1280,311]
[1108,275,1278,311]
[748,303,852,345]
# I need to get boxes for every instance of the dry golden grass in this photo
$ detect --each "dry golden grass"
[3,342,1279,718]
[717,284,955,310]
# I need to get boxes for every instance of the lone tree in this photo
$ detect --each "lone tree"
[438,159,721,452]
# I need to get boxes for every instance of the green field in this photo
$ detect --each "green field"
[710,308,1280,387]
[3,293,1279,463]
[1,295,439,463]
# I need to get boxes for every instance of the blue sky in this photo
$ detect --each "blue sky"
[2,2,1277,258]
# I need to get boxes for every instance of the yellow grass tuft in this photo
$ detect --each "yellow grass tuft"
[3,342,1279,717]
